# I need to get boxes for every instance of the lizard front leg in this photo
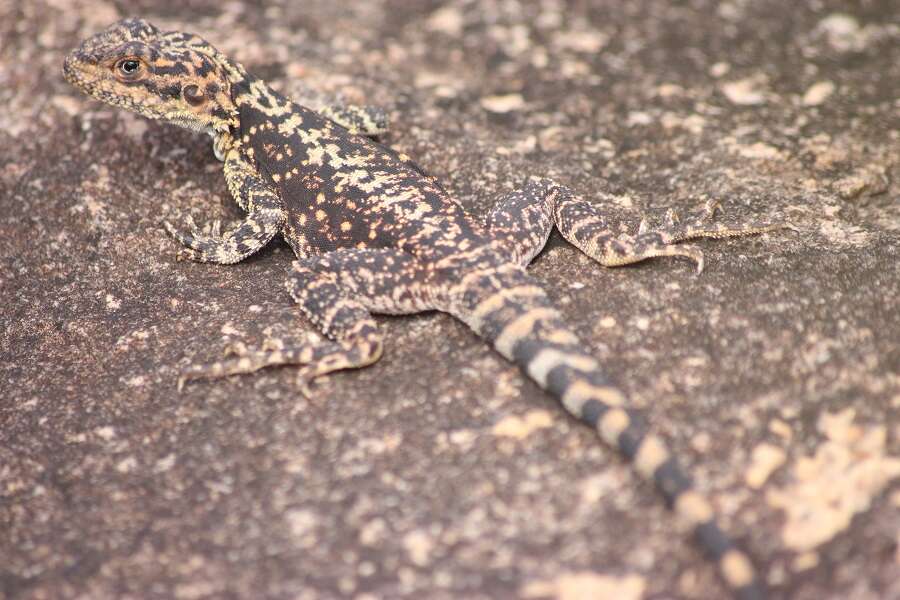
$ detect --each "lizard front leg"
[487,177,794,273]
[179,248,436,389]
[164,146,285,264]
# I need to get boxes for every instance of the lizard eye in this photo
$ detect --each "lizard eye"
[115,58,143,79]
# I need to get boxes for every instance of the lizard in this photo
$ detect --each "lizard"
[63,18,794,600]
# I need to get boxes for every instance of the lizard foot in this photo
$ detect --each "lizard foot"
[625,200,797,274]
[162,215,253,263]
[177,337,382,391]
[659,199,797,243]
[602,235,708,274]
[163,215,222,261]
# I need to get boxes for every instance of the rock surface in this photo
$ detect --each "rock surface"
[2,1,898,599]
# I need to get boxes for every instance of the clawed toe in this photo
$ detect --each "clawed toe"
[162,220,183,240]
[665,208,681,228]
[174,336,380,394]
[201,218,222,237]
[637,218,650,235]
[183,214,199,234]
[163,215,226,248]
[175,247,200,261]
[177,361,221,391]
[702,199,723,221]
[163,219,199,249]
[661,244,705,274]
[261,337,286,352]
[175,342,320,390]
[294,366,317,398]
[176,354,270,390]
[223,341,249,357]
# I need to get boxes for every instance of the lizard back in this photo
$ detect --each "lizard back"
[235,85,484,260]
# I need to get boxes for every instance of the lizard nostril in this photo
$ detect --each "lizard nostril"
[62,51,94,80]
[62,55,76,79]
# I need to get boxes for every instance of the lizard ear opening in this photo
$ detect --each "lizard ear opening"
[182,84,207,106]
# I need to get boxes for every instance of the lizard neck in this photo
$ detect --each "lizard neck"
[231,73,287,111]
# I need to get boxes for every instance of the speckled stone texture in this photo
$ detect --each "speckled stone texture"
[1,1,898,599]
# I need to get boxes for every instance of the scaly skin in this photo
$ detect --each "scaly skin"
[64,18,795,599]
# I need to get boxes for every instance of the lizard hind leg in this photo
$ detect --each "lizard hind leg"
[486,177,794,273]
[482,178,703,268]
[178,248,436,391]
[561,194,795,274]
[177,328,382,394]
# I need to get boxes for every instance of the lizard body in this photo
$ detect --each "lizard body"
[64,19,792,600]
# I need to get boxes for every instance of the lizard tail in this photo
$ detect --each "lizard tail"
[451,264,765,600]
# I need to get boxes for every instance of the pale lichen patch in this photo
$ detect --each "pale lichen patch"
[723,138,786,161]
[766,409,900,552]
[817,220,873,248]
[105,293,121,310]
[792,551,819,572]
[744,443,787,489]
[285,509,318,544]
[493,409,554,440]
[220,321,242,336]
[480,93,526,113]
[426,6,465,36]
[521,572,645,600]
[801,81,835,106]
[554,29,609,54]
[402,529,434,567]
[720,75,769,105]
[832,165,890,200]
[116,456,137,473]
[358,518,387,546]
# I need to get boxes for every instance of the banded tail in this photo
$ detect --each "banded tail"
[451,263,765,600]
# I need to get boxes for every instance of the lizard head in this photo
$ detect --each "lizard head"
[63,18,239,134]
